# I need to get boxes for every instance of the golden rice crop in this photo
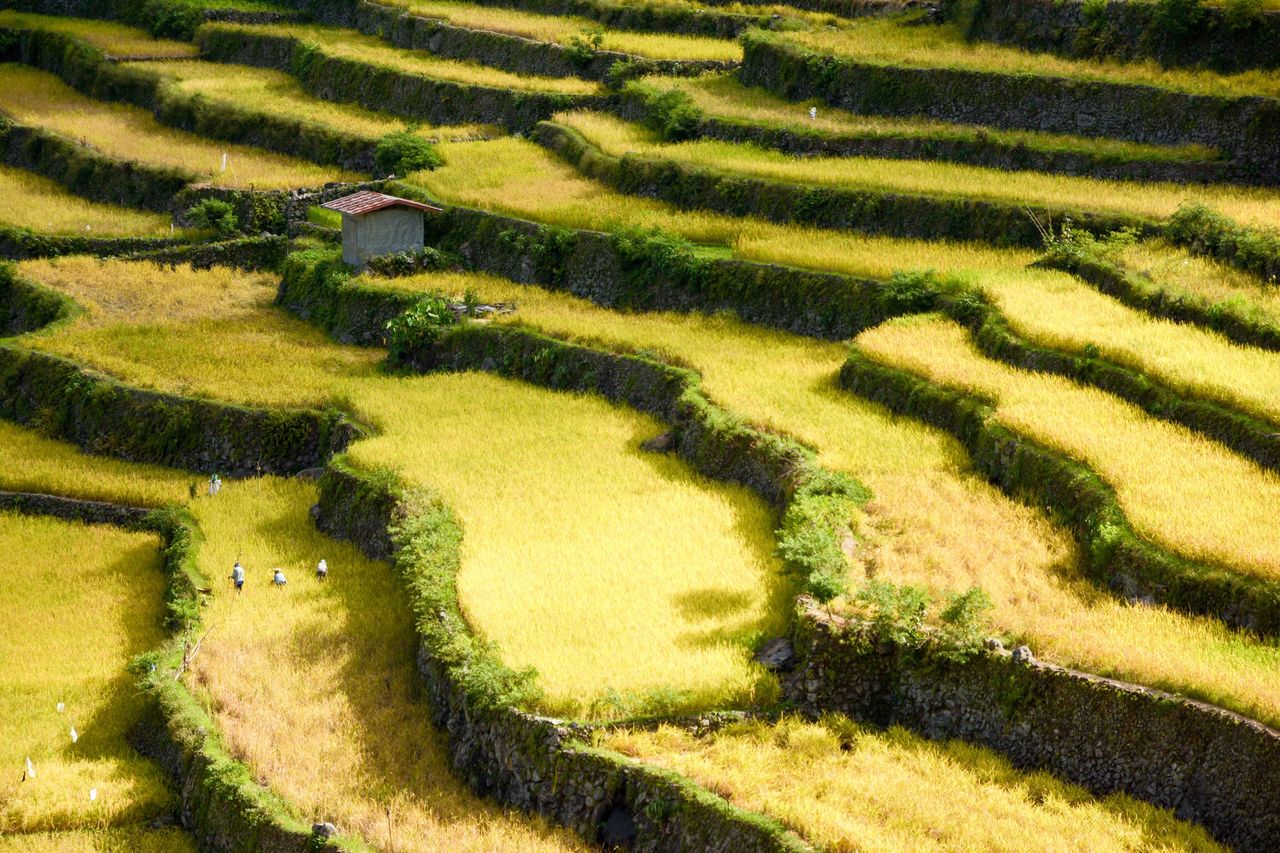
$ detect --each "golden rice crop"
[557,110,1280,229]
[0,419,191,507]
[0,65,357,189]
[0,512,174,834]
[785,17,1280,100]
[0,11,198,58]
[639,73,1215,162]
[209,22,600,95]
[1118,239,1280,328]
[974,264,1280,424]
[603,718,1222,852]
[125,60,491,143]
[187,477,584,850]
[368,268,1280,728]
[18,257,787,716]
[0,164,172,237]
[0,827,195,851]
[857,315,1280,580]
[384,0,740,61]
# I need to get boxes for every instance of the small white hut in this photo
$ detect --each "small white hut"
[322,190,442,268]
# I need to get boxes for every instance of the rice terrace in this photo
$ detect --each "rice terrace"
[2,0,1280,849]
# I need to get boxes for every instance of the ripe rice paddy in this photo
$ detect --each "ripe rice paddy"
[382,0,741,61]
[0,65,355,189]
[186,477,584,851]
[15,257,789,717]
[857,315,1280,580]
[556,110,1280,229]
[0,512,175,835]
[368,267,1280,730]
[1117,239,1280,327]
[603,717,1222,852]
[204,22,601,95]
[0,11,198,58]
[0,165,172,237]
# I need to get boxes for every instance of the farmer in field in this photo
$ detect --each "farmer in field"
[273,568,288,588]
[208,473,222,496]
[316,559,328,581]
[230,561,244,592]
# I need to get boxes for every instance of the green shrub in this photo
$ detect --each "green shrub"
[1223,0,1264,30]
[374,131,443,177]
[855,580,931,647]
[564,27,604,69]
[632,85,703,142]
[936,586,994,662]
[385,293,457,361]
[185,198,238,235]
[1152,0,1207,42]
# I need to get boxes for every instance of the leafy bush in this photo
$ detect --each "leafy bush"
[1223,0,1264,30]
[364,247,449,277]
[374,131,442,177]
[1166,203,1280,284]
[564,27,604,69]
[385,294,457,361]
[185,198,238,236]
[1152,0,1207,41]
[631,85,703,142]
[936,586,994,662]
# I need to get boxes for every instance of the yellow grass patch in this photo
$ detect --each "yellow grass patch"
[557,110,1280,229]
[368,268,1280,728]
[125,60,491,144]
[207,22,600,95]
[18,257,788,716]
[0,165,172,237]
[604,718,1222,852]
[0,513,174,834]
[0,65,356,189]
[0,11,198,58]
[384,0,740,60]
[784,17,1280,100]
[187,477,584,850]
[857,315,1280,580]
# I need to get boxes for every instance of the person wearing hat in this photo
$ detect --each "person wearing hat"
[230,561,245,592]
[272,568,288,588]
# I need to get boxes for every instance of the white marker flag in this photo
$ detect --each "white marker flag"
[89,788,98,801]
[25,757,35,779]
[70,727,78,744]
[56,702,65,713]
[221,153,228,173]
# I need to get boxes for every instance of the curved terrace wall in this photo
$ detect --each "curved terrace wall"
[787,597,1280,852]
[530,121,1151,247]
[353,0,734,81]
[738,33,1280,178]
[195,22,607,132]
[951,0,1280,73]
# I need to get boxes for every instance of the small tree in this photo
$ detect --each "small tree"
[374,131,442,177]
[185,198,238,236]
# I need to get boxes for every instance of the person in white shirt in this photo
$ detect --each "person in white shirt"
[272,568,287,588]
[316,559,328,581]
[230,561,245,592]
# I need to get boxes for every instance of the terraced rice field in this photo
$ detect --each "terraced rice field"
[629,73,1218,163]
[369,266,1280,728]
[781,16,1280,99]
[0,10,199,57]
[125,58,491,142]
[4,1,1280,849]
[16,257,788,716]
[0,65,354,188]
[0,165,173,236]
[0,512,179,837]
[204,21,602,94]
[382,0,741,60]
[554,110,1280,228]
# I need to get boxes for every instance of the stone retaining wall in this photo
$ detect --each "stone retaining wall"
[787,598,1280,852]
